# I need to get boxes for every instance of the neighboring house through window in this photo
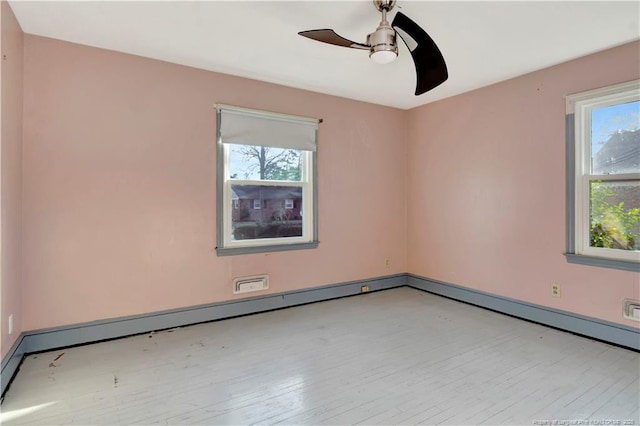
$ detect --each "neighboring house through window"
[565,80,640,271]
[216,104,320,255]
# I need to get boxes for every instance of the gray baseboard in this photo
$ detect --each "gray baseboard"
[0,334,27,397]
[407,274,640,351]
[1,274,406,397]
[3,272,638,398]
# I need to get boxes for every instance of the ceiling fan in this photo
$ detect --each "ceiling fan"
[298,0,448,96]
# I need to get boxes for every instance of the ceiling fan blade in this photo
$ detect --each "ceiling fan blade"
[298,29,369,50]
[391,12,448,95]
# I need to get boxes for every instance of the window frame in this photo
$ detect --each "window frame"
[565,80,640,271]
[215,104,319,256]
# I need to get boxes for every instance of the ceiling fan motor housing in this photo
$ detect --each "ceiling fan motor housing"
[368,1,398,63]
[367,25,397,59]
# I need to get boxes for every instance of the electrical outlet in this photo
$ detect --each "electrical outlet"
[551,283,561,298]
[8,314,13,335]
[384,258,390,268]
[361,285,370,293]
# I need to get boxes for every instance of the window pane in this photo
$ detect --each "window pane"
[229,144,302,181]
[591,101,639,175]
[231,184,303,240]
[589,180,640,250]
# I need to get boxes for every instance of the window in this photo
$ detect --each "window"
[216,104,320,256]
[566,80,640,271]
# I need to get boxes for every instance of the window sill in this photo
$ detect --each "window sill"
[217,241,319,256]
[565,253,639,272]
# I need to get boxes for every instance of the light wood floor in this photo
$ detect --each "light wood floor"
[1,287,638,425]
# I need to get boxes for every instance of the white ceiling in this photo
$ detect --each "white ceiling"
[8,1,640,110]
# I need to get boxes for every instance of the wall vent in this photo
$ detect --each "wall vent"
[623,299,640,322]
[233,275,269,294]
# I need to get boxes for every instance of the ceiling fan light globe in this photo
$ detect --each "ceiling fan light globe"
[370,48,397,64]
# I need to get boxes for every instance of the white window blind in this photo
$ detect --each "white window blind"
[217,104,319,151]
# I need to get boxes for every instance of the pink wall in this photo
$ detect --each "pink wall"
[407,41,640,327]
[21,35,408,330]
[14,31,640,334]
[1,0,24,358]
